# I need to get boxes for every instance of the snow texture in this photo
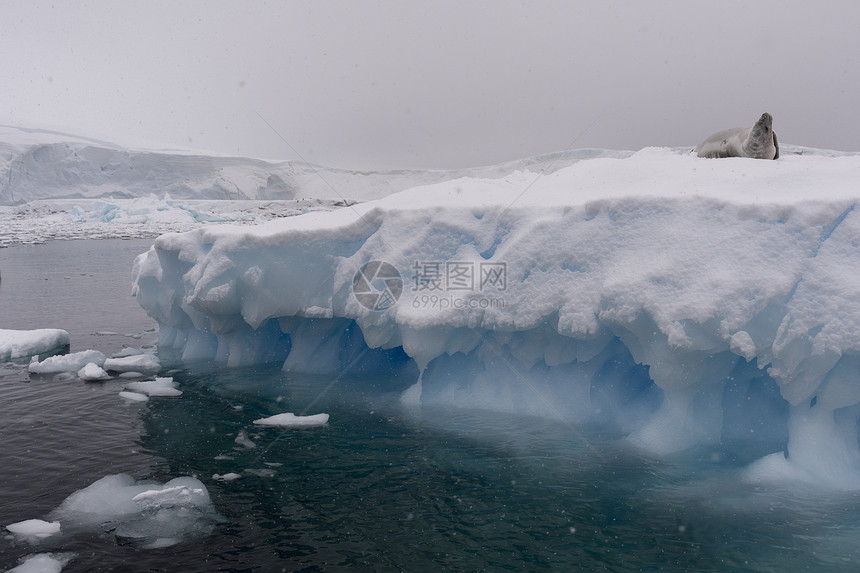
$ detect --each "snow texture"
[0,329,69,361]
[133,146,860,488]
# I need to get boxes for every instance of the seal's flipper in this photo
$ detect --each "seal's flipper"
[772,131,779,160]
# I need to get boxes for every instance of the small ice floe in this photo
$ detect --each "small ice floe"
[49,474,222,549]
[0,328,70,361]
[5,518,61,539]
[118,371,144,378]
[212,472,241,481]
[118,391,149,403]
[76,362,110,381]
[234,430,256,449]
[103,353,160,375]
[131,484,203,507]
[253,412,330,428]
[7,552,75,573]
[123,377,181,397]
[28,350,106,375]
[111,347,144,358]
[243,468,276,478]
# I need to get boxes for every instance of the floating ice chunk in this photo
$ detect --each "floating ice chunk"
[213,472,241,481]
[118,371,145,378]
[730,331,756,361]
[49,474,221,548]
[7,552,75,573]
[123,377,181,397]
[0,329,69,361]
[5,518,61,539]
[253,412,330,427]
[118,390,149,402]
[103,353,160,374]
[131,484,204,506]
[141,537,179,549]
[234,430,256,448]
[28,350,106,375]
[77,362,110,381]
[244,468,276,478]
[111,347,144,358]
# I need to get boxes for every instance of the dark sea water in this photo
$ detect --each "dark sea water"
[3,240,860,572]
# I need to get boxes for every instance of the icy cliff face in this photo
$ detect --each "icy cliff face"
[133,147,860,487]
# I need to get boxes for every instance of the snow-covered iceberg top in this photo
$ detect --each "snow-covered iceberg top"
[134,147,860,487]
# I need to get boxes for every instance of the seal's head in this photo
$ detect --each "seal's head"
[746,112,778,159]
[754,112,774,135]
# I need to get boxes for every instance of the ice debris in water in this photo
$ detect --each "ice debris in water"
[48,474,221,548]
[111,347,144,358]
[253,412,330,427]
[7,552,75,573]
[212,473,242,481]
[28,350,106,375]
[103,353,160,374]
[5,518,61,539]
[118,391,149,403]
[122,376,181,397]
[0,329,70,362]
[76,362,110,381]
[234,430,256,449]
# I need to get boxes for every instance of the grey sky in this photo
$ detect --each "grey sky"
[2,0,858,169]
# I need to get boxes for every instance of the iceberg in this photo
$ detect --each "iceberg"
[0,329,69,361]
[133,147,860,487]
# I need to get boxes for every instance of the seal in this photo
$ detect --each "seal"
[696,113,779,160]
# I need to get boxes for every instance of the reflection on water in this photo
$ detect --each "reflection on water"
[4,362,860,572]
[0,239,157,355]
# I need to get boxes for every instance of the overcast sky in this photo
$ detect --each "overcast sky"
[2,1,858,169]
